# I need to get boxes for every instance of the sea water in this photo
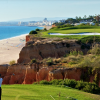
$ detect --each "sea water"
[0,26,43,40]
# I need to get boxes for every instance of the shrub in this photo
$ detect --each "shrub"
[78,51,83,55]
[44,28,47,31]
[79,56,92,67]
[39,79,100,94]
[64,54,69,57]
[30,59,37,63]
[75,81,87,90]
[90,44,100,55]
[83,83,100,94]
[35,28,40,31]
[54,58,61,63]
[69,50,78,56]
[39,80,50,85]
[33,82,38,84]
[61,58,67,63]
[29,30,37,35]
[64,79,77,88]
[66,43,70,47]
[46,58,53,66]
[81,44,85,49]
[68,61,77,65]
[9,60,16,65]
[50,79,63,85]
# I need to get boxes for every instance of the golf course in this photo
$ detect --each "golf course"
[1,84,100,100]
[40,26,100,39]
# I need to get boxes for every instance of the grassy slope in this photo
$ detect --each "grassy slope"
[40,26,100,39]
[2,84,100,100]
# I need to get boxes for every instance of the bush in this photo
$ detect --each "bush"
[44,28,47,31]
[78,36,100,44]
[90,45,100,55]
[30,59,37,63]
[54,58,61,63]
[79,56,91,67]
[75,81,87,90]
[50,79,63,85]
[78,51,83,55]
[69,50,78,56]
[83,83,100,94]
[68,61,77,65]
[46,58,53,66]
[81,44,86,49]
[61,58,67,63]
[35,28,40,31]
[66,43,70,47]
[29,30,37,35]
[64,79,77,88]
[39,79,100,94]
[9,60,16,65]
[39,80,50,85]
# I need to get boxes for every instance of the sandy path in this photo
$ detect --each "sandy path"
[0,34,27,64]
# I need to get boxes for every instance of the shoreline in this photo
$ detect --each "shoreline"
[0,25,51,64]
[0,33,28,41]
[0,34,27,64]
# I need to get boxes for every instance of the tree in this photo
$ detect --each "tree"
[35,28,40,31]
[76,16,78,20]
[79,16,82,20]
[29,30,37,35]
[83,15,87,19]
[44,28,47,31]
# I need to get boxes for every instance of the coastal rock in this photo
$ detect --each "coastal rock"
[2,63,43,84]
[1,63,100,87]
[64,68,82,81]
[22,63,42,84]
[48,69,64,81]
[2,76,11,84]
[26,35,31,42]
[48,68,82,81]
[0,65,8,77]
[3,64,27,84]
[36,67,54,82]
[18,39,81,63]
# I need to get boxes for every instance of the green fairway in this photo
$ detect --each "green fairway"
[1,84,100,100]
[40,26,100,39]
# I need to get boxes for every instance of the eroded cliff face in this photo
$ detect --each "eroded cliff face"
[2,63,43,84]
[1,64,100,87]
[18,38,82,64]
[1,37,99,86]
[0,65,8,78]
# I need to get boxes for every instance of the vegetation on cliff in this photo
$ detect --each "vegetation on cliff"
[38,79,100,94]
[28,25,100,45]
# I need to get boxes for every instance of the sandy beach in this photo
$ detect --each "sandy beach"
[0,34,27,64]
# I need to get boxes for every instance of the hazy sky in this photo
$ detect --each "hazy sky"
[0,0,100,22]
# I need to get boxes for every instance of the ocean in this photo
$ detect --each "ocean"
[0,26,43,40]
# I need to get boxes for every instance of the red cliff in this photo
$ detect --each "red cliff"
[18,39,81,64]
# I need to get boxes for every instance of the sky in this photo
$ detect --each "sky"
[0,0,100,22]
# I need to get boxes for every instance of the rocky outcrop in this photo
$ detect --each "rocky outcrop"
[48,68,82,81]
[1,64,100,87]
[0,65,8,78]
[2,63,43,84]
[2,64,27,84]
[36,67,54,82]
[18,39,82,64]
[26,35,31,42]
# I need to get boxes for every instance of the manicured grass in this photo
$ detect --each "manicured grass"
[40,26,100,39]
[1,84,100,100]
